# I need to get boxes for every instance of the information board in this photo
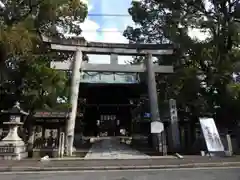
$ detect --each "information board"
[199,117,224,152]
[151,121,164,133]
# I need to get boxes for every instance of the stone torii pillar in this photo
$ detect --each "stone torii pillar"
[145,53,167,155]
[67,49,83,156]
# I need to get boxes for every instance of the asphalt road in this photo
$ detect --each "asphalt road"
[0,167,239,180]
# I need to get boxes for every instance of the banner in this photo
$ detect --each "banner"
[199,118,224,152]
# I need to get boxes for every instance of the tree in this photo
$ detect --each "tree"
[0,0,88,153]
[124,0,240,127]
[0,0,88,112]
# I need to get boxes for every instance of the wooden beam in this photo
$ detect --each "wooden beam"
[50,44,174,56]
[50,61,174,73]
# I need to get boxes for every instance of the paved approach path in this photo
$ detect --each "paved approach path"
[84,137,150,159]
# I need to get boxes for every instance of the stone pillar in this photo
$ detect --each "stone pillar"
[66,49,82,156]
[145,53,167,155]
[27,126,36,156]
[169,99,181,152]
[226,134,233,156]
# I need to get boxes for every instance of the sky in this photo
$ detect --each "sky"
[80,0,209,43]
[0,0,209,64]
[80,0,135,43]
[80,0,136,64]
[0,0,210,45]
[80,0,209,64]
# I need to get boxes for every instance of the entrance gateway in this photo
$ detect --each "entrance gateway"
[42,36,175,156]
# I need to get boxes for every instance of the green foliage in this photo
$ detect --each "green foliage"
[0,0,87,59]
[125,0,240,125]
[18,55,70,110]
[0,0,88,113]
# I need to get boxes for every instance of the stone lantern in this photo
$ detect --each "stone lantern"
[0,102,29,160]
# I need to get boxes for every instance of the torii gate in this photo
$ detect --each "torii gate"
[42,36,175,156]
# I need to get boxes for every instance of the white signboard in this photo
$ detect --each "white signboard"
[151,121,164,133]
[199,118,224,152]
[81,72,139,84]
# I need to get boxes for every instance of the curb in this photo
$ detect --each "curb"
[0,162,240,172]
[49,156,177,161]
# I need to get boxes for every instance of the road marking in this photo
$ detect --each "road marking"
[0,166,239,175]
